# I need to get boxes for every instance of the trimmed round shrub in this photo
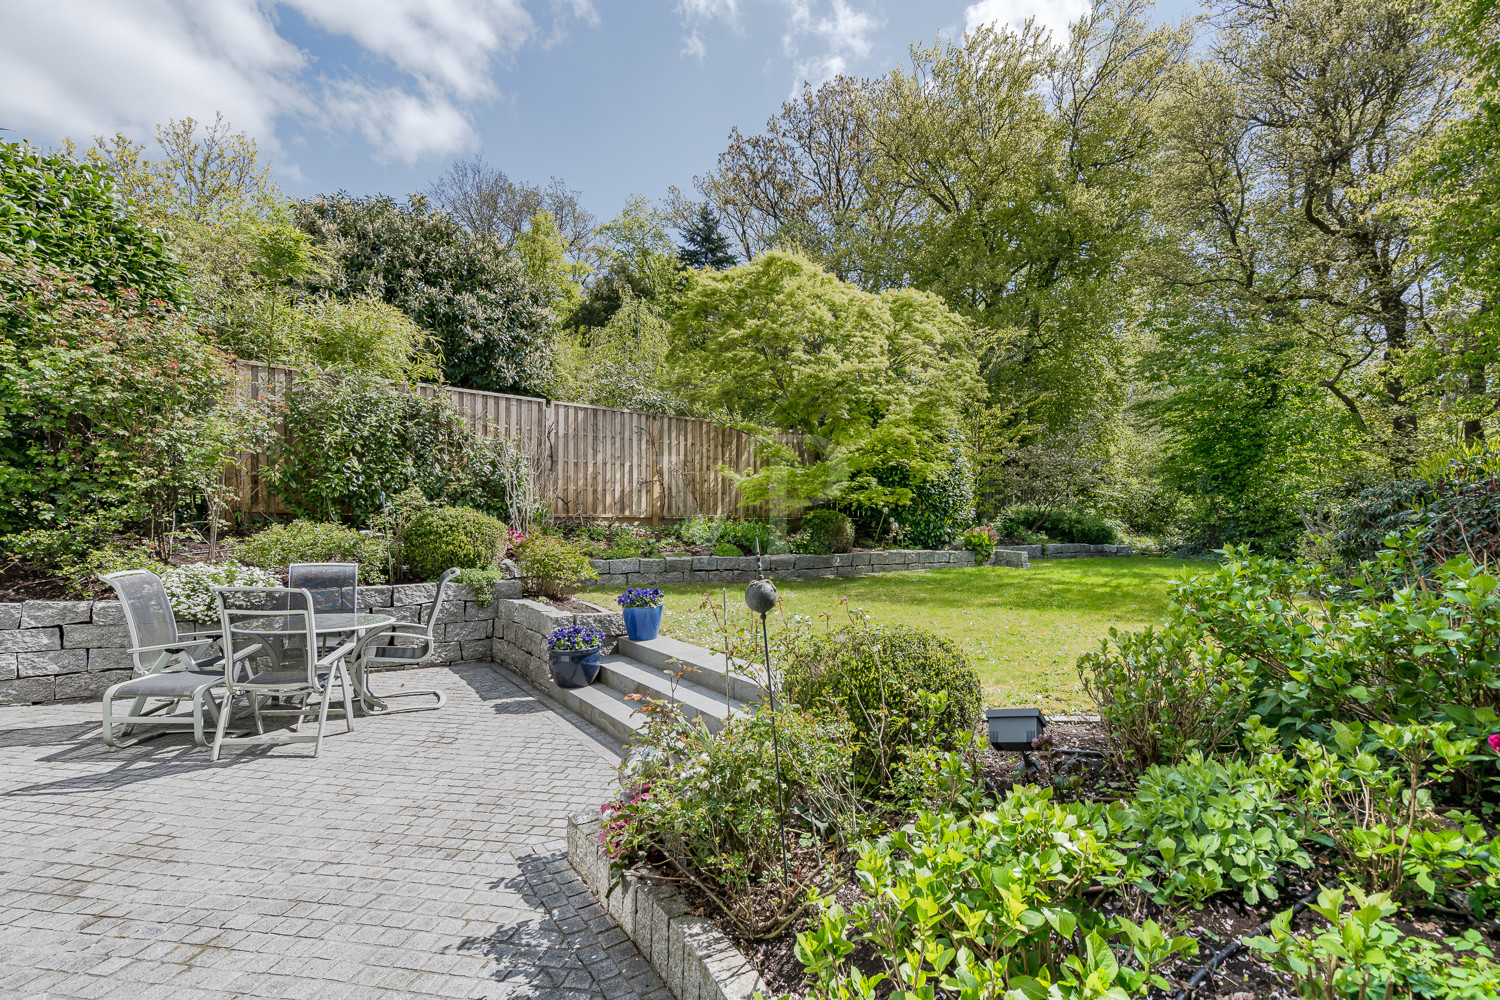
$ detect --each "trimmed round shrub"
[781,623,982,788]
[238,520,390,583]
[402,506,507,580]
[800,509,854,554]
[711,541,743,557]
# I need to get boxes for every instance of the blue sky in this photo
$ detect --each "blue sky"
[0,0,1195,225]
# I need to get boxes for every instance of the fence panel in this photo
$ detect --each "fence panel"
[227,362,778,521]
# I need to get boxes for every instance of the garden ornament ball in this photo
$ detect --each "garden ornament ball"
[745,537,778,614]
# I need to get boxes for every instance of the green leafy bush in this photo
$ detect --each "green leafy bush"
[598,525,660,560]
[604,708,858,938]
[1000,505,1120,545]
[799,509,854,554]
[1331,447,1500,569]
[796,787,1196,998]
[711,541,743,557]
[781,623,982,789]
[677,516,785,553]
[0,508,167,596]
[961,525,996,563]
[849,450,975,549]
[516,535,598,599]
[1078,622,1256,773]
[1124,754,1310,906]
[236,520,389,583]
[1245,886,1500,1000]
[402,506,507,580]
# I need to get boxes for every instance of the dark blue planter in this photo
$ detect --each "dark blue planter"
[550,645,602,688]
[622,605,664,641]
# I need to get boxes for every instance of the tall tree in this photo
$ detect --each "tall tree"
[427,155,597,268]
[676,204,737,270]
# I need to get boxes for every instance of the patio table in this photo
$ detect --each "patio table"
[231,612,395,707]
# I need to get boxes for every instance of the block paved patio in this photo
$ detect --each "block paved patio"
[0,664,668,1000]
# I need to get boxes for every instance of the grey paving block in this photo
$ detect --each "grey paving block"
[20,601,94,627]
[62,624,132,649]
[17,649,88,677]
[0,629,61,653]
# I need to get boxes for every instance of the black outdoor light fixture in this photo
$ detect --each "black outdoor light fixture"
[986,707,1048,775]
[745,538,790,886]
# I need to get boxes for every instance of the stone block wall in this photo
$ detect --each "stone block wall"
[995,543,1133,560]
[490,598,625,692]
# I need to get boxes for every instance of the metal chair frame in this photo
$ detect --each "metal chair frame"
[347,568,456,715]
[210,587,356,761]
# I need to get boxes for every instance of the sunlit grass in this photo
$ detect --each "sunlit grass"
[579,556,1209,713]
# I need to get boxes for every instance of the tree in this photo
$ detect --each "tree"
[676,204,737,270]
[667,251,983,514]
[291,193,554,395]
[427,155,596,266]
[566,196,684,330]
[514,209,586,317]
[0,140,186,308]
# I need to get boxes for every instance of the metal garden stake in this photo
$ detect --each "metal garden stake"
[745,538,789,886]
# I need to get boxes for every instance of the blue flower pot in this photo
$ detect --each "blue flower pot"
[550,645,602,688]
[623,605,663,641]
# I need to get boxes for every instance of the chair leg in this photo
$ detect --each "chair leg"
[338,662,355,734]
[211,690,237,762]
[312,684,332,757]
[250,692,265,735]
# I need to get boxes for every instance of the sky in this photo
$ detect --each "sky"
[0,0,1196,226]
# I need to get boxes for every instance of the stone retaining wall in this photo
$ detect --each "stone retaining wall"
[589,543,1130,588]
[0,582,526,707]
[490,598,624,692]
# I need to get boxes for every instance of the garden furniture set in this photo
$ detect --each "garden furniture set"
[99,565,453,759]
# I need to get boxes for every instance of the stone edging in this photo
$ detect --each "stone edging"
[567,811,766,1000]
[591,543,1133,588]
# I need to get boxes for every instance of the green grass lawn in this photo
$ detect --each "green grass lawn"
[580,556,1208,713]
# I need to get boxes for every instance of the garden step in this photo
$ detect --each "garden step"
[616,636,769,704]
[596,654,751,733]
[547,680,645,744]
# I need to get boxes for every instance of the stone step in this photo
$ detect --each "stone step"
[596,654,750,733]
[616,636,768,704]
[547,680,645,745]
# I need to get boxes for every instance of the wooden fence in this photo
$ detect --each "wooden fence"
[227,362,782,522]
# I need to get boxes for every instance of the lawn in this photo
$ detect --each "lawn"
[580,556,1209,713]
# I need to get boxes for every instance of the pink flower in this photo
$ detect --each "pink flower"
[1488,733,1500,754]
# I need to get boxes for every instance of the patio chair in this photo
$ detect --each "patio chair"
[288,562,357,651]
[346,568,456,715]
[210,587,356,761]
[99,569,250,749]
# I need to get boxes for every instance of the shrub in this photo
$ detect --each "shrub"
[517,535,598,599]
[781,623,982,789]
[799,509,853,554]
[1078,622,1255,773]
[1331,447,1500,568]
[849,450,975,549]
[796,787,1196,998]
[719,519,783,555]
[1124,754,1310,906]
[603,708,858,938]
[237,520,389,584]
[1000,504,1119,545]
[599,525,660,560]
[161,561,280,623]
[961,525,996,564]
[403,506,507,580]
[711,541,743,557]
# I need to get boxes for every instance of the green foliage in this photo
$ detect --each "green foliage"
[1078,622,1256,773]
[796,787,1196,999]
[1245,886,1500,1000]
[516,535,598,599]
[0,255,263,541]
[454,566,509,605]
[160,561,280,623]
[1000,505,1120,546]
[236,520,389,584]
[267,374,530,525]
[549,288,686,413]
[781,622,982,789]
[797,509,854,555]
[402,506,507,581]
[291,193,554,394]
[961,526,996,564]
[0,508,165,597]
[604,708,858,938]
[711,541,743,557]
[847,448,976,549]
[597,526,661,560]
[1124,754,1310,906]
[0,140,186,308]
[669,252,982,515]
[677,203,737,270]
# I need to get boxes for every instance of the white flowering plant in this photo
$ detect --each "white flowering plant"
[160,561,280,624]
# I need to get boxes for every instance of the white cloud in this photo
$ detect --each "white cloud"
[964,0,1088,44]
[0,0,594,167]
[675,0,878,90]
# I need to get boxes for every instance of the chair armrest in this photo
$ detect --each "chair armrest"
[129,639,215,655]
[175,629,223,641]
[317,640,358,667]
[352,625,429,658]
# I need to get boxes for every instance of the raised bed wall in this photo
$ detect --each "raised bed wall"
[589,543,1131,588]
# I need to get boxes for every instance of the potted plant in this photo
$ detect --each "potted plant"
[616,587,665,641]
[547,624,605,688]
